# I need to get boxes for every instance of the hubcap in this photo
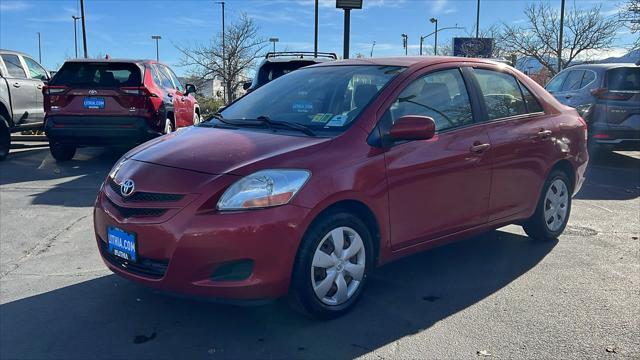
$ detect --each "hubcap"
[311,226,366,306]
[544,179,569,232]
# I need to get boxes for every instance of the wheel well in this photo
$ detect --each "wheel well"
[551,159,575,192]
[195,107,200,116]
[316,200,381,265]
[166,111,175,126]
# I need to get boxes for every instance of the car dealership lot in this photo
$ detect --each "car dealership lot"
[1,140,638,359]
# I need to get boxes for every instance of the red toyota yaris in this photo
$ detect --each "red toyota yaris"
[95,57,588,318]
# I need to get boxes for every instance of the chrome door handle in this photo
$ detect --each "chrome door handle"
[538,129,552,138]
[470,143,491,153]
[167,93,173,98]
[37,84,43,90]
[12,82,20,88]
[565,95,572,99]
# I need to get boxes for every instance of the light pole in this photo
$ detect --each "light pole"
[475,0,480,38]
[151,35,161,61]
[80,0,87,58]
[36,32,41,63]
[558,0,565,73]
[401,34,408,55]
[420,25,463,55]
[430,17,438,55]
[314,0,318,57]
[370,41,376,57]
[216,1,226,103]
[337,0,362,59]
[269,38,279,53]
[72,16,80,58]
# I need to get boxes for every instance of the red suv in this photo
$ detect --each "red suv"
[94,57,588,318]
[44,59,200,161]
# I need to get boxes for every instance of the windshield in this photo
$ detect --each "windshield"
[218,65,405,134]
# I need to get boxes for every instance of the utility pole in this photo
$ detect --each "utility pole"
[314,0,318,57]
[370,41,376,57]
[401,34,408,55]
[430,17,438,55]
[37,32,42,63]
[475,0,480,38]
[216,1,226,103]
[558,0,565,73]
[80,0,88,58]
[72,16,80,58]
[151,35,161,61]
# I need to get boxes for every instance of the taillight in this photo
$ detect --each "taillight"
[590,88,634,101]
[120,87,156,97]
[593,133,611,139]
[43,85,68,95]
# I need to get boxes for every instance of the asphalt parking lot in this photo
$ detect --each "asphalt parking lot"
[0,137,638,360]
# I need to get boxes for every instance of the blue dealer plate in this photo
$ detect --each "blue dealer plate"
[83,97,105,109]
[107,226,137,262]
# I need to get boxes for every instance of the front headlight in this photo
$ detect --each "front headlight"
[217,169,311,210]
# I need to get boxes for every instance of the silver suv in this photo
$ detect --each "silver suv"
[0,49,51,160]
[545,63,639,152]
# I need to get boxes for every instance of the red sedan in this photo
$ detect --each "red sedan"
[94,57,588,318]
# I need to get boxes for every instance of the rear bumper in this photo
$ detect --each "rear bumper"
[590,124,640,150]
[45,116,161,145]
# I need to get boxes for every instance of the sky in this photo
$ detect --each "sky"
[0,0,636,76]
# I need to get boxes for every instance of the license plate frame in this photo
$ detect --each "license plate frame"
[107,226,137,262]
[83,97,105,109]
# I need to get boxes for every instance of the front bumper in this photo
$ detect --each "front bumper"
[94,188,311,300]
[45,116,161,146]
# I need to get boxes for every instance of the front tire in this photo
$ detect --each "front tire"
[164,118,174,134]
[523,170,572,241]
[0,119,9,161]
[290,211,373,319]
[49,141,76,162]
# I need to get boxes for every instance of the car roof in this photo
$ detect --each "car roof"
[0,49,37,58]
[310,56,508,69]
[565,63,639,71]
[60,58,160,65]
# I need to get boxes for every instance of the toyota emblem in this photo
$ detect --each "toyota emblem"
[88,89,97,95]
[120,179,135,197]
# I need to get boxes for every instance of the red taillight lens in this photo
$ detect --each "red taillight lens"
[593,133,611,139]
[120,87,157,97]
[43,86,68,95]
[590,88,634,101]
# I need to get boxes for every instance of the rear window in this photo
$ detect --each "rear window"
[606,67,640,91]
[257,61,317,84]
[50,62,142,87]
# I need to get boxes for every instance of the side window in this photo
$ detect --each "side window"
[580,71,596,88]
[1,54,27,78]
[23,57,48,81]
[519,82,544,113]
[164,66,184,92]
[153,64,174,89]
[545,71,568,93]
[474,69,527,120]
[561,70,584,92]
[387,68,473,131]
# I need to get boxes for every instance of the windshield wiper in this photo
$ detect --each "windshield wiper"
[253,115,316,136]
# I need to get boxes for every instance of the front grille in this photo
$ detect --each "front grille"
[109,179,184,202]
[106,197,167,218]
[100,239,168,278]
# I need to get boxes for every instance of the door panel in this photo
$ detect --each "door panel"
[1,54,36,125]
[386,127,492,249]
[22,56,48,123]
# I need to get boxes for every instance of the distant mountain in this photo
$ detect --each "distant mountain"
[515,50,639,73]
[594,50,640,64]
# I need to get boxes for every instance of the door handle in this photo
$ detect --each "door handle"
[470,143,491,153]
[167,93,173,98]
[37,85,43,90]
[537,129,552,138]
[564,95,572,99]
[12,82,20,88]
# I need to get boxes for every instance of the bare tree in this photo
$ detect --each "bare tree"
[466,24,507,58]
[176,13,266,103]
[620,0,640,50]
[501,2,620,75]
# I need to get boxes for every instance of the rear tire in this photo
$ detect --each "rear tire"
[49,141,76,162]
[523,170,572,241]
[0,119,9,161]
[193,111,201,125]
[290,211,373,319]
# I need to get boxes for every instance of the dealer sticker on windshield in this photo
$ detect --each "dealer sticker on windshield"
[325,115,348,127]
[311,113,333,123]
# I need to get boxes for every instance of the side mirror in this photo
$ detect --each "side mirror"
[389,115,436,142]
[185,83,197,96]
[242,80,252,91]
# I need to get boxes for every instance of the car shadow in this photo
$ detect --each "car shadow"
[1,146,126,207]
[575,150,639,201]
[0,230,556,359]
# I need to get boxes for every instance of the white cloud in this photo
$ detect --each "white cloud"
[0,0,30,11]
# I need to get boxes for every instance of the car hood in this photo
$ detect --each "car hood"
[129,126,331,175]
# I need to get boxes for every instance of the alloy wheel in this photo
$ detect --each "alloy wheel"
[311,226,366,306]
